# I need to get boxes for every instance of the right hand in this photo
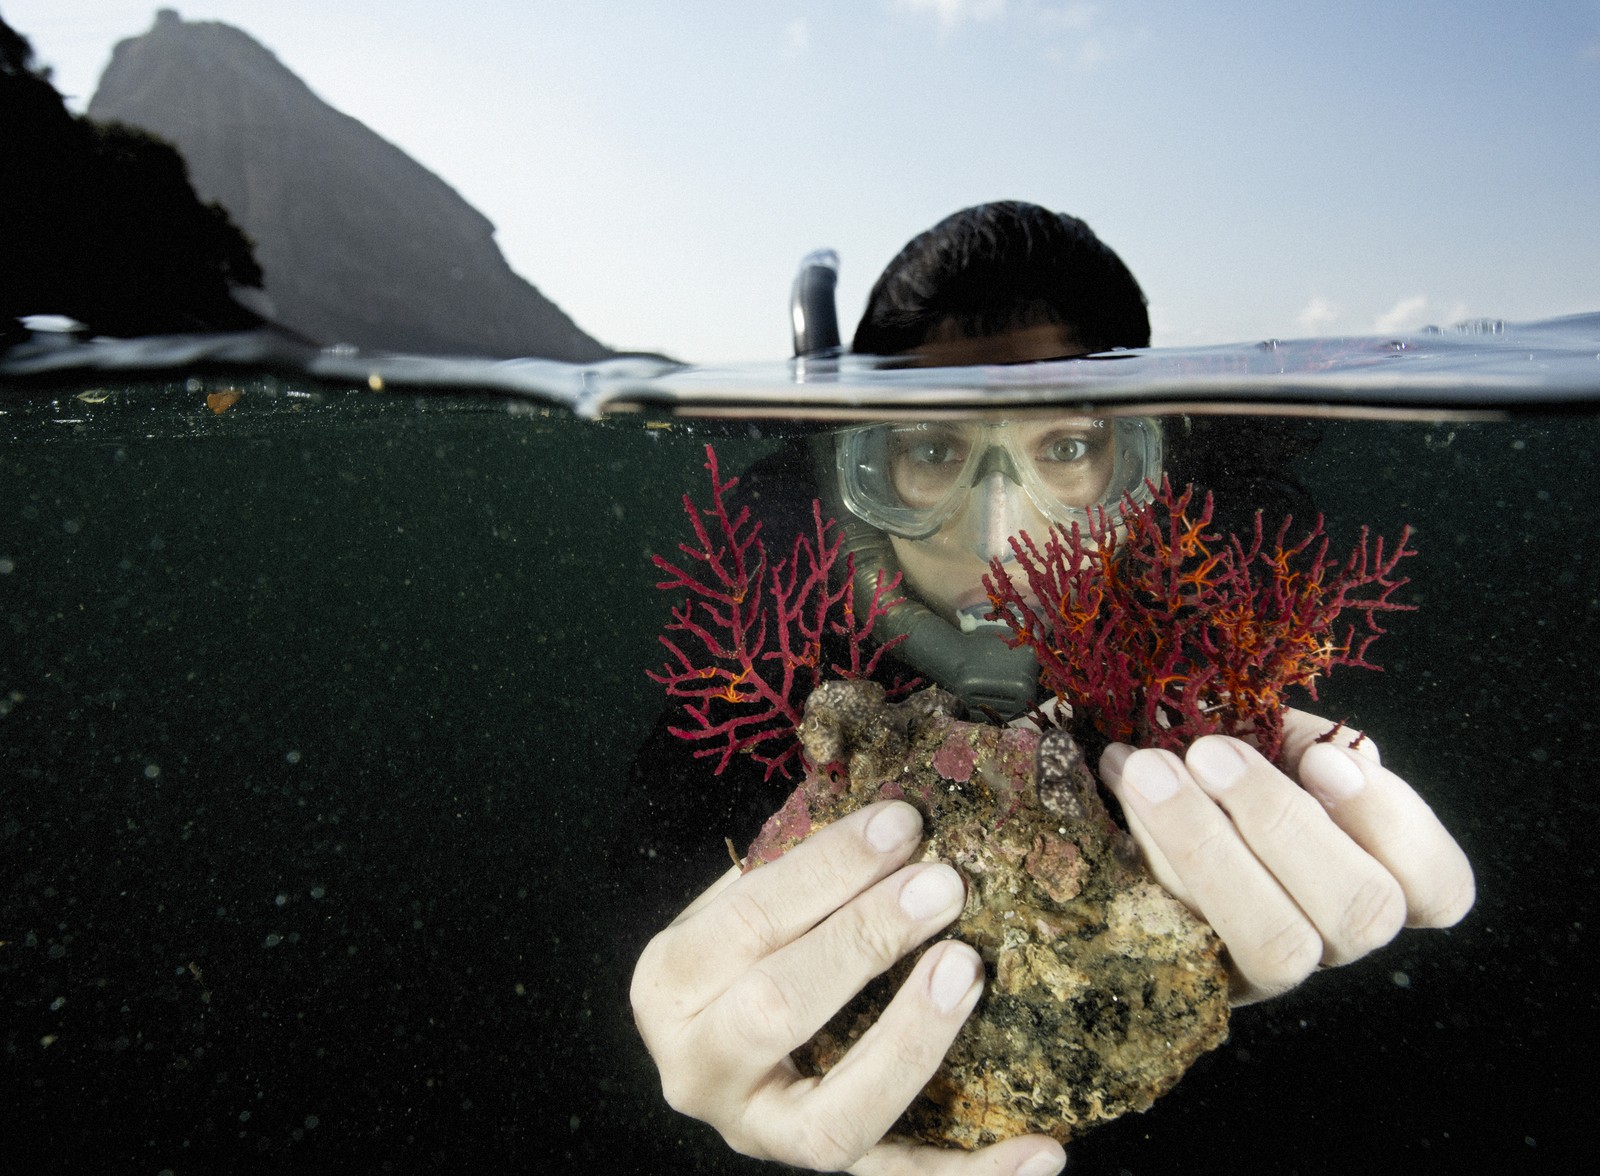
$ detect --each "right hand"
[629,799,1067,1176]
[1099,710,1474,1005]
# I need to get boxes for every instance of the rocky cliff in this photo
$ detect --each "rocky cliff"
[88,9,609,360]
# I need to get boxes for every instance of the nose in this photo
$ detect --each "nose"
[971,471,1027,563]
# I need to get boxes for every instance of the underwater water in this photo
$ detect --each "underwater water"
[0,357,1596,1174]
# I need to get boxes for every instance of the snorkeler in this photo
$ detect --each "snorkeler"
[627,203,1475,1176]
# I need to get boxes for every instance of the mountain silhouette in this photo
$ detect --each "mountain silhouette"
[2,14,264,340]
[87,9,609,360]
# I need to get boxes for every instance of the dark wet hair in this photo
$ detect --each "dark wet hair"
[852,201,1151,356]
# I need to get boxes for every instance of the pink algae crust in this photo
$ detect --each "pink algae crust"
[932,731,978,782]
[745,788,811,865]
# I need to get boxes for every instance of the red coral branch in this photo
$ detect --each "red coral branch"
[649,444,908,778]
[984,478,1415,764]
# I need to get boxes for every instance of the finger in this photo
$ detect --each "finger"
[1184,736,1405,967]
[1101,745,1321,1000]
[1298,742,1476,928]
[853,1128,1066,1176]
[694,861,969,1089]
[1099,743,1194,907]
[642,800,927,1013]
[671,862,742,924]
[732,939,986,1171]
[1278,707,1382,776]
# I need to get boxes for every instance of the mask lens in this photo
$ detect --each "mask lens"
[836,417,1162,539]
[1015,421,1117,510]
[887,424,974,510]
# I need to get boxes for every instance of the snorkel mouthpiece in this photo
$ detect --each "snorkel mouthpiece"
[898,605,1039,717]
[958,600,1021,634]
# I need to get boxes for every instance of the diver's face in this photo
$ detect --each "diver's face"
[888,416,1117,628]
[865,323,1133,627]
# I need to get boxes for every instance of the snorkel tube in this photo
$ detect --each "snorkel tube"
[791,248,843,385]
[790,249,842,358]
[790,249,1040,718]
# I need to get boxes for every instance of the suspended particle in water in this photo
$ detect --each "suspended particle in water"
[206,389,243,414]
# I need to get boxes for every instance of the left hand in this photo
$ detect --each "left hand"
[1097,709,1475,1005]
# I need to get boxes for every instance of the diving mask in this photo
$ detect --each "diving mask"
[834,417,1163,563]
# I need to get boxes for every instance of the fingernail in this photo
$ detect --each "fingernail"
[866,802,922,852]
[900,865,965,920]
[1124,751,1181,804]
[1187,736,1247,790]
[928,945,982,1014]
[1301,743,1367,801]
[1015,1145,1067,1176]
[1099,742,1132,783]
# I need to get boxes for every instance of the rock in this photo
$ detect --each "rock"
[747,682,1230,1148]
[87,12,612,360]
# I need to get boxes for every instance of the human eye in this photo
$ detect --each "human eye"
[1036,427,1105,465]
[1041,436,1089,463]
[894,429,967,466]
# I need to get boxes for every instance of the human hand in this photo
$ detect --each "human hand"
[630,799,1067,1176]
[1098,710,1475,1006]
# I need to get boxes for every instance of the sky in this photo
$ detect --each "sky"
[6,0,1598,362]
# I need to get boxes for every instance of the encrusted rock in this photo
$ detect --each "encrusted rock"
[747,683,1231,1148]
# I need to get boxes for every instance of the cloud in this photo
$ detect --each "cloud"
[1296,296,1340,333]
[893,0,1008,36]
[1373,295,1429,334]
[783,17,810,57]
[894,1,1127,70]
[1035,1,1097,33]
[1071,36,1109,69]
[1036,4,1137,70]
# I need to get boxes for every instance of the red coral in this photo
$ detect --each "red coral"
[649,444,908,778]
[984,479,1415,765]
